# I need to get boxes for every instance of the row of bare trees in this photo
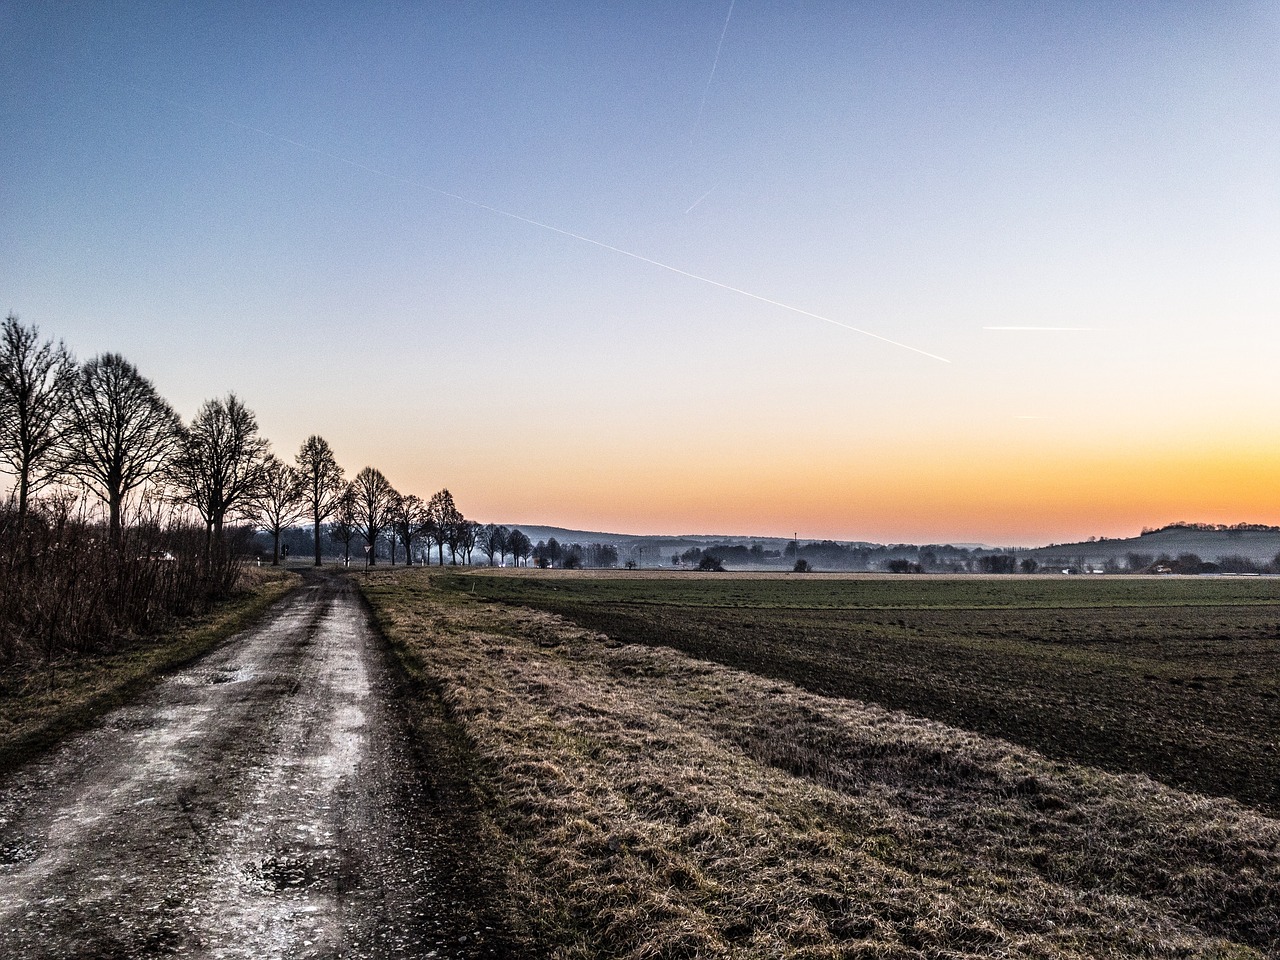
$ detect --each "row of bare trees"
[326,477,512,567]
[1,315,508,574]
[0,314,484,664]
[0,316,276,547]
[476,524,533,567]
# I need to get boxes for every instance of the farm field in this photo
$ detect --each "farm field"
[363,569,1279,958]
[455,571,1280,814]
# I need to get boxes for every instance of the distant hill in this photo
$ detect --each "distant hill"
[1029,524,1280,567]
[499,522,1280,571]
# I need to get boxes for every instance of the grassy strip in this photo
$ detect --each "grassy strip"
[363,568,1278,959]
[0,566,298,771]
[354,569,533,959]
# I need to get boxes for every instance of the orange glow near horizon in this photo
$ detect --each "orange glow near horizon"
[370,430,1280,547]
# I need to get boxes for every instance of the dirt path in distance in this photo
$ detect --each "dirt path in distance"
[0,570,499,959]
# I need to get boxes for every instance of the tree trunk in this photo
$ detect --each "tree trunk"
[17,469,30,525]
[109,492,123,547]
[313,517,323,566]
[272,528,281,565]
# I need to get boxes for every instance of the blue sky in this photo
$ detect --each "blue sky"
[3,1,1279,543]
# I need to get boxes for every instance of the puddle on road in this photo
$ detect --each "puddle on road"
[172,665,256,687]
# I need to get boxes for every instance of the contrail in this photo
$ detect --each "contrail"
[692,0,736,138]
[125,81,950,363]
[684,187,715,214]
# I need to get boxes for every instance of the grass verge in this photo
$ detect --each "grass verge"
[362,568,1278,959]
[0,565,298,772]
[352,569,532,959]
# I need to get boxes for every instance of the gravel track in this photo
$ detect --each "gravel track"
[0,571,496,958]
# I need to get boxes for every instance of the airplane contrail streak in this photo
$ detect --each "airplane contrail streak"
[684,187,715,214]
[692,0,736,138]
[125,81,951,363]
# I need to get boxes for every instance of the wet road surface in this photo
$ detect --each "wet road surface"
[0,572,495,958]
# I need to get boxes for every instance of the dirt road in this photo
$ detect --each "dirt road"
[0,571,498,958]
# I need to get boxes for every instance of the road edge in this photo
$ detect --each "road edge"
[352,569,534,959]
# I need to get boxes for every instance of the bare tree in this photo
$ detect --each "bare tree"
[478,523,508,566]
[457,519,479,565]
[350,467,395,566]
[65,353,180,544]
[247,454,307,565]
[329,485,359,565]
[421,512,442,566]
[0,315,77,523]
[295,435,344,566]
[427,488,462,565]
[507,528,532,568]
[170,393,269,543]
[392,493,427,565]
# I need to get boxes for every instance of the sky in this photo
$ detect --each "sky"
[3,1,1279,546]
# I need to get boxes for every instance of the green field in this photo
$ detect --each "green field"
[453,572,1280,813]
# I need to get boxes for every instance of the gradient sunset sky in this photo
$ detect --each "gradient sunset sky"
[3,1,1278,546]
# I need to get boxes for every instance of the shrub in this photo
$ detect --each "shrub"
[0,497,244,667]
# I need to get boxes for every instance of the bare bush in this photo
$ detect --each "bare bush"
[0,496,242,669]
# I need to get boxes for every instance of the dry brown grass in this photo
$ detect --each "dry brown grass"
[363,568,1278,959]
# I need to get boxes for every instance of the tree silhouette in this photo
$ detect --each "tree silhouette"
[350,467,395,565]
[295,435,344,566]
[391,492,427,565]
[0,315,76,523]
[329,485,359,564]
[427,488,462,565]
[456,519,479,565]
[66,353,179,544]
[248,454,307,565]
[479,523,508,566]
[507,528,531,567]
[170,393,269,543]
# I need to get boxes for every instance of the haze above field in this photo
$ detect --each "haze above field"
[496,521,1280,565]
[4,2,1279,544]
